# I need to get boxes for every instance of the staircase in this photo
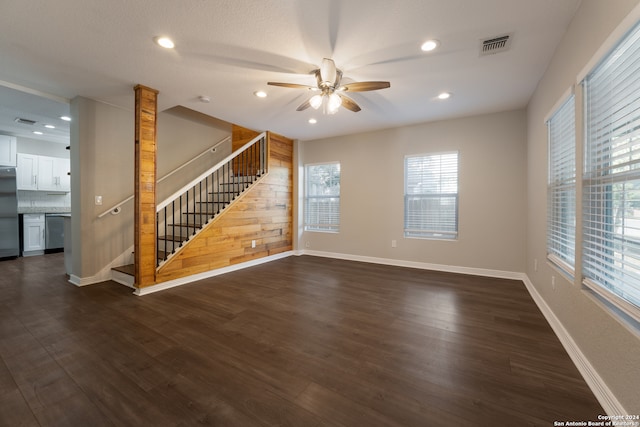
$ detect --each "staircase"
[111,132,267,288]
[156,173,260,264]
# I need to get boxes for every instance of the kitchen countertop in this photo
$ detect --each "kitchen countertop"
[18,207,72,214]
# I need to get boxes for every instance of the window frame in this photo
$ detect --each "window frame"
[581,20,640,323]
[304,161,341,233]
[546,93,577,278]
[403,151,459,240]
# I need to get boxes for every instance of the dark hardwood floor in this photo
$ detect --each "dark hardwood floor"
[0,254,603,426]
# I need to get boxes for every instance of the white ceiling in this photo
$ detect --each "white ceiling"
[0,0,581,142]
[0,84,70,144]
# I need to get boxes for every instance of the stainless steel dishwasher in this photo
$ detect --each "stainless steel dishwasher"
[45,214,68,252]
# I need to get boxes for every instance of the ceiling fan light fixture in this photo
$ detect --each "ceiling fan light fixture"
[327,93,342,114]
[421,39,440,52]
[320,58,338,87]
[309,94,323,109]
[267,57,386,114]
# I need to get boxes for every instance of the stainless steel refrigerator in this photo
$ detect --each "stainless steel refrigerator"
[0,167,19,259]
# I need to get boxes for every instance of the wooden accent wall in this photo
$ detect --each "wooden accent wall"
[155,131,293,282]
[232,124,261,176]
[134,85,158,288]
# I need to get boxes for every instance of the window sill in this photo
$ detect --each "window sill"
[546,253,575,282]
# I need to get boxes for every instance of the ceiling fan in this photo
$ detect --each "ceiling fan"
[267,58,390,114]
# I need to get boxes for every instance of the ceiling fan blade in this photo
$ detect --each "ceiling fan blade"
[296,99,312,111]
[337,94,361,112]
[340,81,390,92]
[320,58,337,86]
[267,82,317,90]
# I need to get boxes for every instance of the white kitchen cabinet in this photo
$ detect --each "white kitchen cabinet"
[16,153,70,192]
[36,156,55,190]
[23,214,45,256]
[0,135,17,167]
[54,157,70,191]
[17,153,38,190]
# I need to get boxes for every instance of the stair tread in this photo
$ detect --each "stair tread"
[112,264,135,276]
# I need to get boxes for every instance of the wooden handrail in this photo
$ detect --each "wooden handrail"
[97,135,231,218]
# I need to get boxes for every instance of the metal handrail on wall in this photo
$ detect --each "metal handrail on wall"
[97,135,231,218]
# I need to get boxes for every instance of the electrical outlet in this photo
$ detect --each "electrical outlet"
[534,259,538,272]
[251,240,256,248]
[95,195,102,206]
[391,240,397,248]
[551,275,556,289]
[305,241,310,248]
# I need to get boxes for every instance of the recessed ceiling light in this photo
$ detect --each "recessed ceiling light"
[421,39,440,52]
[198,96,211,103]
[155,37,175,49]
[44,124,55,129]
[254,91,267,98]
[33,131,43,135]
[438,92,451,100]
[308,118,317,124]
[60,116,71,121]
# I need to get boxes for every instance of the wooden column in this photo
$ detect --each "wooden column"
[134,85,159,287]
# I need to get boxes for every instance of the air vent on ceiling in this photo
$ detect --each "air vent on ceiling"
[14,117,37,125]
[480,34,512,56]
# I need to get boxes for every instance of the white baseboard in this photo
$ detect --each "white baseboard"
[68,245,134,287]
[134,251,294,296]
[521,275,626,416]
[68,274,94,287]
[297,249,525,281]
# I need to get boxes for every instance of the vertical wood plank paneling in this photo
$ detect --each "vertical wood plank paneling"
[156,131,293,283]
[134,85,158,288]
[232,124,261,176]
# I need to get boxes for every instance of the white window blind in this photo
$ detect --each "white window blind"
[547,95,576,275]
[305,163,340,232]
[583,21,640,318]
[404,152,458,239]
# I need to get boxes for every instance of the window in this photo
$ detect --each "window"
[547,95,576,275]
[583,21,640,319]
[305,162,340,232]
[404,152,458,239]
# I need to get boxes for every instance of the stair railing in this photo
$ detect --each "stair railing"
[156,132,267,267]
[97,135,231,218]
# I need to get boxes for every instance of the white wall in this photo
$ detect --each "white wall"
[527,0,640,413]
[70,96,232,281]
[300,109,527,274]
[17,136,68,158]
